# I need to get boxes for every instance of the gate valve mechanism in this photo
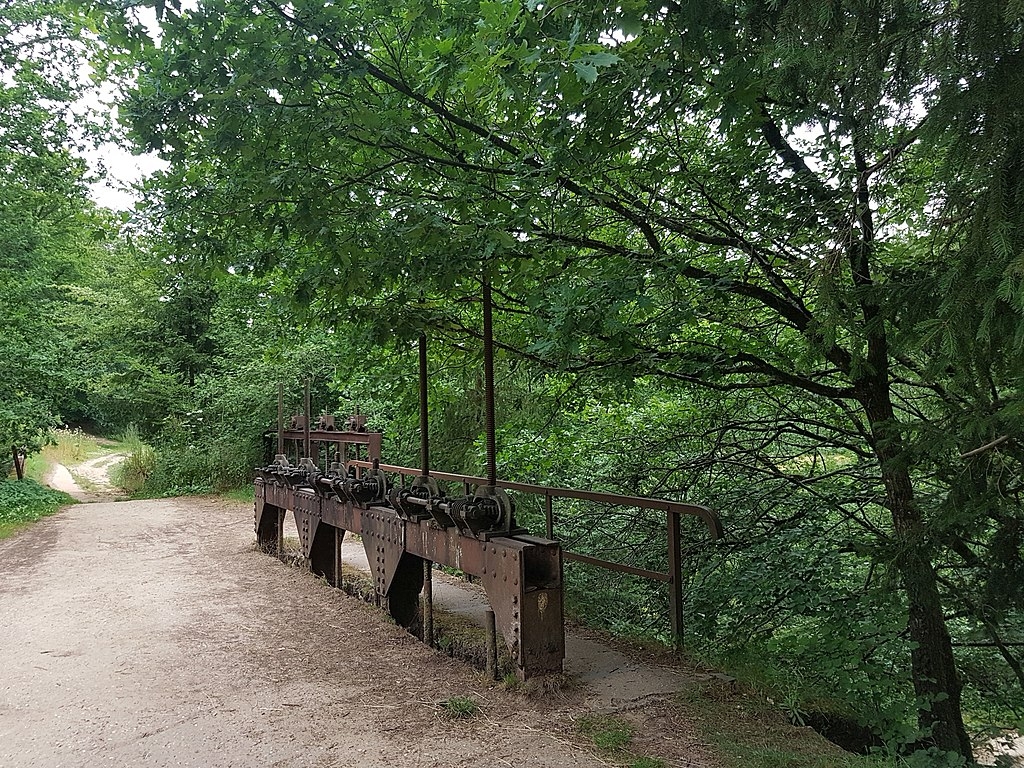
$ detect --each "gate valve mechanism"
[390,475,443,524]
[297,457,321,489]
[258,454,310,487]
[341,462,389,507]
[449,486,515,538]
[256,454,289,483]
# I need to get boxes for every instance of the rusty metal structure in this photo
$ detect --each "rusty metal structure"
[254,282,722,679]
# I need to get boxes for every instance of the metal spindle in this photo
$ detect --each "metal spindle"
[277,382,284,455]
[419,333,430,476]
[482,280,497,486]
[303,379,311,458]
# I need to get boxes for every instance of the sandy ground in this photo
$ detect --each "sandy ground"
[46,454,125,503]
[0,496,718,768]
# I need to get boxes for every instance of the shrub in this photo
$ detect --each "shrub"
[110,425,156,493]
[0,479,74,537]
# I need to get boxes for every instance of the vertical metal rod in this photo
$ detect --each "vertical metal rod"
[485,609,498,680]
[545,494,554,539]
[423,560,434,646]
[419,333,430,476]
[276,509,285,556]
[482,280,497,486]
[276,382,284,455]
[334,528,343,589]
[667,510,684,646]
[303,379,311,458]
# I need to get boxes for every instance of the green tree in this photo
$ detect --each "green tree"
[0,0,100,463]
[97,0,1024,759]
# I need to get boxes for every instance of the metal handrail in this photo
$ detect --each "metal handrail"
[347,458,723,643]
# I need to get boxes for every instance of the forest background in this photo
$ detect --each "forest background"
[1,0,1023,764]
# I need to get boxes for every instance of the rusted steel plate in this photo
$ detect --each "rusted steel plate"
[256,482,565,679]
[360,507,407,596]
[292,489,322,558]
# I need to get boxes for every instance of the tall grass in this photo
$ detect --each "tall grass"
[25,429,118,482]
[110,425,156,493]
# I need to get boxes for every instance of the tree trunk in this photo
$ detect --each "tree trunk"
[12,445,24,481]
[864,394,974,760]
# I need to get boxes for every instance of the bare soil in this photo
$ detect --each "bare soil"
[46,453,126,503]
[0,495,718,767]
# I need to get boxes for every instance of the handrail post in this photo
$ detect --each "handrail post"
[545,494,554,539]
[667,510,684,647]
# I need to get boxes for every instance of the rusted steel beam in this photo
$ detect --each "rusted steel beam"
[254,479,565,679]
[345,458,721,649]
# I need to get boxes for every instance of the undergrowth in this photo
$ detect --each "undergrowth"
[675,681,890,768]
[109,425,155,493]
[0,479,74,538]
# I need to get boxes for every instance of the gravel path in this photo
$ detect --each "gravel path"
[0,497,613,768]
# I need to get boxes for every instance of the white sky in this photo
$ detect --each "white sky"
[86,139,168,211]
[80,6,167,211]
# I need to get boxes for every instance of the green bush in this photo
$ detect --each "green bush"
[110,425,157,493]
[0,479,74,537]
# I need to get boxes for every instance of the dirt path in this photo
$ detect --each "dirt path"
[46,453,126,503]
[0,496,716,768]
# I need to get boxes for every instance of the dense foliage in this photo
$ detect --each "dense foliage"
[3,0,1023,763]
[0,478,74,537]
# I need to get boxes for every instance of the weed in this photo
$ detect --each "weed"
[110,424,155,493]
[779,691,808,727]
[577,714,634,751]
[440,695,479,719]
[501,672,522,692]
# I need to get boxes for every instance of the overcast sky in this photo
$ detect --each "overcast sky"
[86,140,167,210]
[80,6,167,211]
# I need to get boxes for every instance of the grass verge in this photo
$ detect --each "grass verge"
[0,479,75,539]
[220,486,255,503]
[675,681,889,768]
